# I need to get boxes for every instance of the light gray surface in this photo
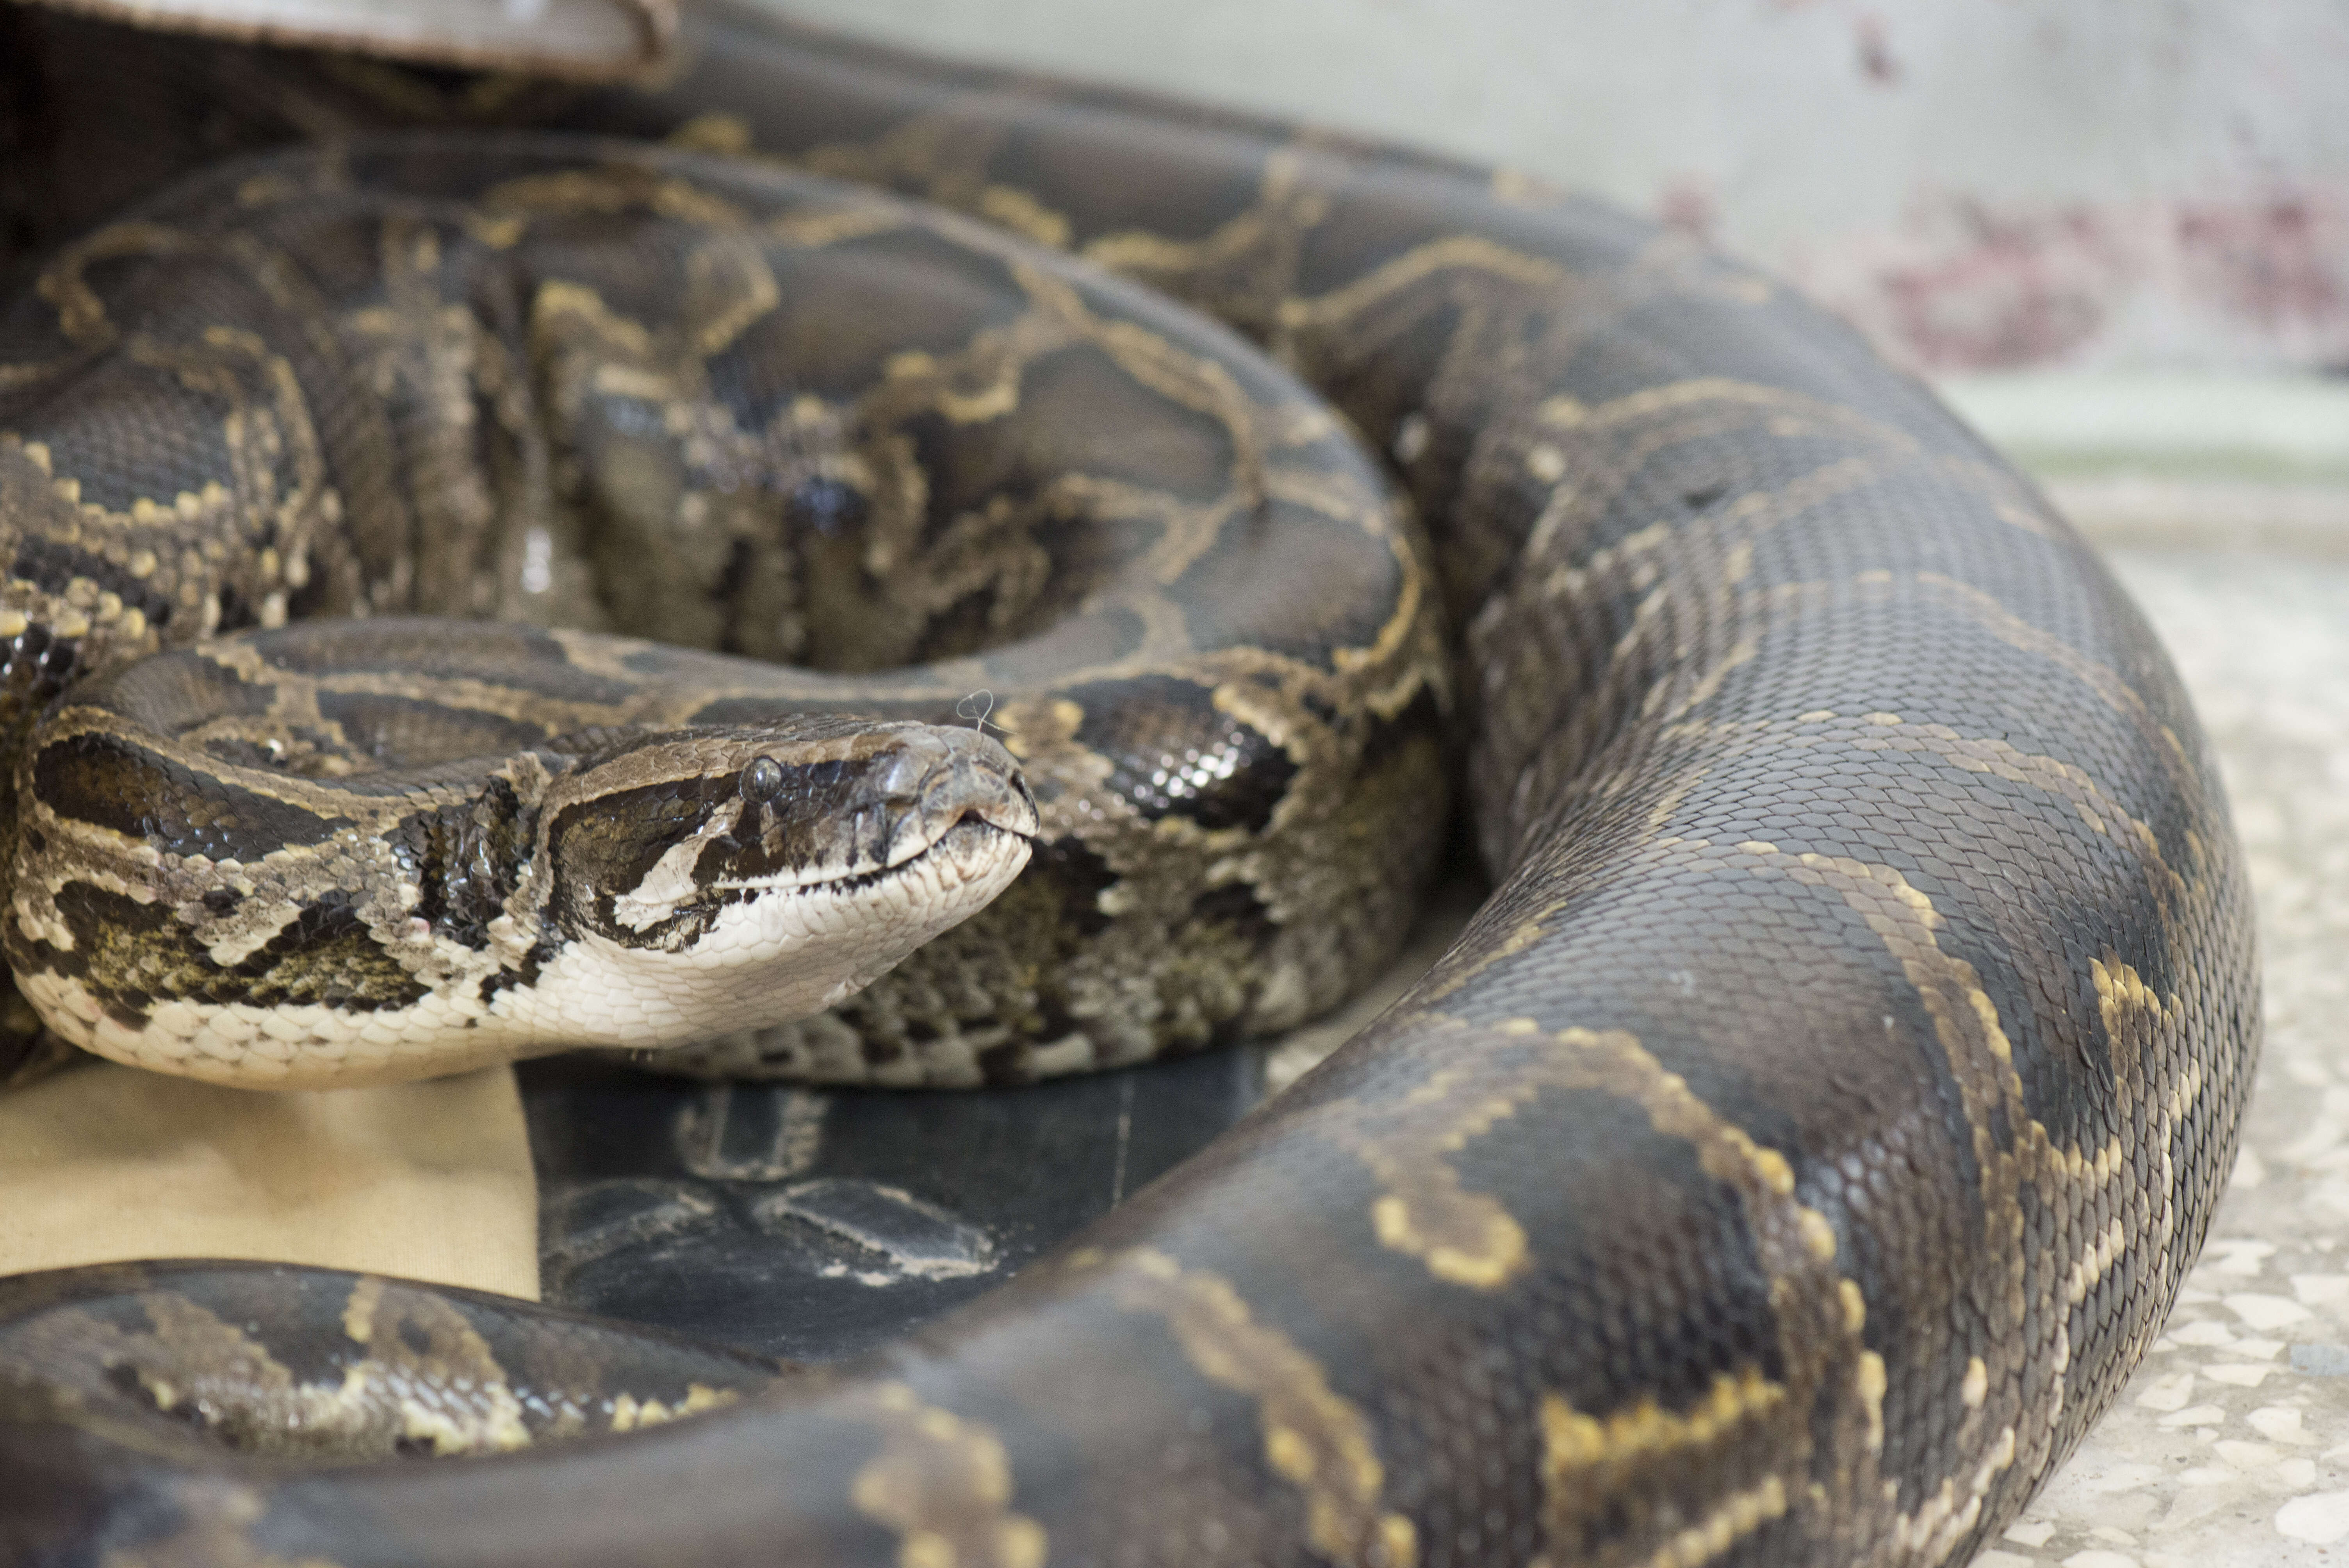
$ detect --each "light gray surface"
[1939,375,2349,487]
[1981,545,2349,1564]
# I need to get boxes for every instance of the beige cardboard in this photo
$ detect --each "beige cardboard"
[0,1061,538,1300]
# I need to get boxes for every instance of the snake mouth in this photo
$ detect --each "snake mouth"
[708,807,1036,902]
[515,802,1037,1054]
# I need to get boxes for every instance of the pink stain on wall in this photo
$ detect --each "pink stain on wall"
[2176,198,2344,331]
[1656,176,1719,244]
[1854,13,1902,85]
[1788,187,2349,371]
[1714,0,2349,370]
[1877,200,2126,368]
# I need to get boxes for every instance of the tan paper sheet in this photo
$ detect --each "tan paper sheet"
[0,1060,540,1300]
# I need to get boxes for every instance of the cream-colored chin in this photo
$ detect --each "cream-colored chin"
[505,821,1034,1051]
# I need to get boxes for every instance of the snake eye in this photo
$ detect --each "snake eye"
[740,756,786,804]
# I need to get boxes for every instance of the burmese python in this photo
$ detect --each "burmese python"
[0,4,2260,1566]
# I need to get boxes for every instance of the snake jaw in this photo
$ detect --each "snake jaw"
[508,813,1034,1053]
[506,718,1039,1051]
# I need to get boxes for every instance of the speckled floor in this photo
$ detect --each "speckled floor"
[1982,545,2349,1566]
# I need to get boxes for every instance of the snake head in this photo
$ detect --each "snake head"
[524,717,1036,1048]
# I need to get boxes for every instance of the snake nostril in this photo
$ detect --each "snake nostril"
[874,736,950,802]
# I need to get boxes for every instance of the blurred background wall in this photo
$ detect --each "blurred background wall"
[770,0,2349,380]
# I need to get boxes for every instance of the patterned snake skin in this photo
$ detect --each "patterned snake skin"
[0,5,2260,1565]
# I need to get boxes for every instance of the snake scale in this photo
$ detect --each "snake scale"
[0,4,2260,1566]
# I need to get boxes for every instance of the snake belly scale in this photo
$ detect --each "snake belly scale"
[0,6,2258,1567]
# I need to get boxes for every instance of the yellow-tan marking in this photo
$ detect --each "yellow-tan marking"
[1103,1248,1417,1568]
[845,1383,1048,1568]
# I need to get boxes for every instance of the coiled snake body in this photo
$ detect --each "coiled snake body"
[0,6,2260,1565]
